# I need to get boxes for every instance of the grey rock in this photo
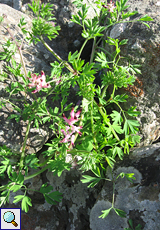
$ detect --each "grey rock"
[110,23,127,39]
[90,200,128,230]
[13,0,21,10]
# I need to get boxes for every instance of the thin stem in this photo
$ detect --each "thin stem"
[112,99,126,120]
[5,27,28,80]
[77,38,89,60]
[19,120,32,170]
[2,98,21,112]
[111,84,116,99]
[101,85,108,99]
[112,179,115,208]
[24,165,50,181]
[37,154,55,167]
[90,37,97,64]
[40,36,74,74]
[109,167,115,208]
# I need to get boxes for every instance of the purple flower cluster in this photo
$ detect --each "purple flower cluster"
[28,71,51,93]
[60,107,82,146]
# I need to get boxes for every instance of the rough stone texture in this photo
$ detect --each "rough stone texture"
[104,0,160,146]
[90,143,160,230]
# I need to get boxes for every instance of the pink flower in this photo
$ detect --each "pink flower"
[60,107,82,146]
[102,0,116,13]
[28,71,51,93]
[62,107,82,126]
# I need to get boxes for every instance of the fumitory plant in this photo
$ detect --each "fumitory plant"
[0,0,153,221]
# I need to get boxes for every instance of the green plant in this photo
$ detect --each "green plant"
[124,219,143,230]
[0,0,153,220]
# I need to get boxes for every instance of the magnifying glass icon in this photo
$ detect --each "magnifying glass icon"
[3,211,18,227]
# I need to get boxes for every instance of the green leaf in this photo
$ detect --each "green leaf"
[114,208,126,218]
[40,183,53,194]
[68,51,79,63]
[126,107,140,117]
[82,98,91,112]
[135,224,142,230]
[141,21,150,28]
[48,158,71,177]
[99,208,112,218]
[119,172,136,183]
[112,123,123,134]
[21,196,32,212]
[71,15,82,26]
[9,184,22,192]
[105,156,115,168]
[122,11,138,20]
[76,137,94,152]
[72,0,83,8]
[110,110,123,125]
[128,219,134,228]
[25,154,39,169]
[119,39,128,45]
[81,175,102,188]
[16,172,24,185]
[91,166,104,178]
[0,165,7,174]
[44,191,63,205]
[138,15,154,22]
[13,195,24,203]
[0,191,10,207]
[113,146,124,160]
[7,165,13,178]
[123,119,140,135]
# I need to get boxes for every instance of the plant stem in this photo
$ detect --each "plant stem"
[77,38,89,60]
[90,37,96,64]
[19,120,32,170]
[109,167,115,208]
[90,101,98,150]
[37,154,55,167]
[24,165,50,180]
[101,85,108,99]
[5,27,28,80]
[40,36,75,74]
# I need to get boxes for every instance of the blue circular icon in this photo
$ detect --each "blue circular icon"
[3,211,15,223]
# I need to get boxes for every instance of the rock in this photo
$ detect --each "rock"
[13,0,22,10]
[104,0,160,146]
[0,0,12,7]
[90,143,160,230]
